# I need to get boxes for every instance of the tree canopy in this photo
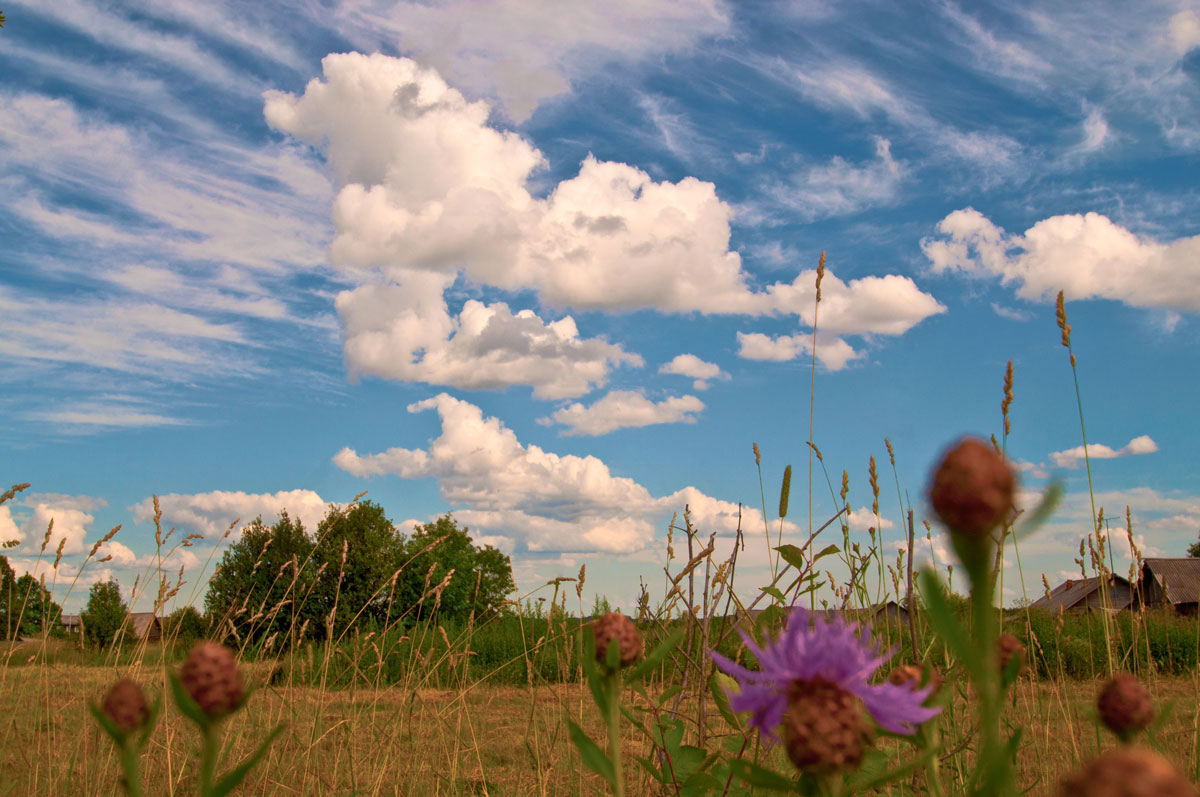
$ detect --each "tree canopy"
[0,559,63,639]
[205,511,317,645]
[398,515,515,623]
[81,578,126,648]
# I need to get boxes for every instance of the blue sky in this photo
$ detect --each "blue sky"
[3,0,1200,614]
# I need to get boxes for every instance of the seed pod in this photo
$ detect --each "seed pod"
[996,633,1025,676]
[592,611,642,669]
[179,641,244,720]
[1058,747,1197,797]
[929,437,1016,538]
[1098,673,1155,739]
[102,678,149,736]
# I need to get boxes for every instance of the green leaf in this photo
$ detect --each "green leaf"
[848,747,939,792]
[579,627,608,715]
[635,756,664,783]
[87,701,129,747]
[656,684,683,708]
[136,694,163,750]
[812,543,841,562]
[567,719,616,787]
[208,724,284,797]
[618,704,648,737]
[728,759,797,791]
[773,544,806,572]
[1014,481,1064,540]
[710,672,741,731]
[624,627,684,683]
[168,670,211,729]
[759,585,788,604]
[919,568,980,677]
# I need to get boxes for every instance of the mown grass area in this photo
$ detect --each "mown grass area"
[2,661,1198,796]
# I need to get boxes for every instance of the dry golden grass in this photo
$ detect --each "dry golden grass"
[2,659,1198,796]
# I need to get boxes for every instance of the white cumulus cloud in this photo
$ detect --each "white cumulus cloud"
[130,490,334,539]
[736,331,862,371]
[658,354,728,390]
[923,208,1200,312]
[1049,435,1159,468]
[545,391,705,436]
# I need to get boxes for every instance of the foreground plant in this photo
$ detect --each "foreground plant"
[169,641,283,796]
[89,678,160,797]
[712,608,939,792]
[1057,746,1198,797]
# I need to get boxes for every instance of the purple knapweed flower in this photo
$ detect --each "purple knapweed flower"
[712,608,940,745]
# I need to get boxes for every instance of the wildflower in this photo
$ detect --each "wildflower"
[102,678,149,737]
[179,641,244,719]
[996,633,1025,676]
[1058,747,1197,797]
[1098,673,1155,739]
[929,437,1015,538]
[712,609,940,773]
[593,611,642,668]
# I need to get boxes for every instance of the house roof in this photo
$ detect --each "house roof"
[1143,559,1200,605]
[1031,575,1132,613]
[61,614,81,624]
[129,612,162,637]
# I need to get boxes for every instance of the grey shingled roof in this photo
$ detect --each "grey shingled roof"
[1031,575,1132,612]
[1143,558,1200,605]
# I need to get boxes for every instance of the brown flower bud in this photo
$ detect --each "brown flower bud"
[782,677,873,775]
[929,437,1015,538]
[888,664,942,698]
[592,611,642,669]
[1057,747,1198,797]
[996,633,1025,676]
[1098,673,1155,738]
[179,641,244,719]
[102,678,149,736]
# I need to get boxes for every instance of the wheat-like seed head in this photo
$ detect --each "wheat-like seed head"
[815,250,826,303]
[869,456,879,516]
[41,518,53,552]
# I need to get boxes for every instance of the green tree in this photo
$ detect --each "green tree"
[0,555,16,639]
[165,605,206,644]
[8,573,62,637]
[312,501,406,637]
[397,515,515,623]
[81,578,127,648]
[1187,528,1200,558]
[204,511,316,645]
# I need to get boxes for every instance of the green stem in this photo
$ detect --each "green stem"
[607,671,625,797]
[118,742,143,797]
[199,723,219,796]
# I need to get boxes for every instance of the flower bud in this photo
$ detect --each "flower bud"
[1098,673,1155,738]
[180,641,244,719]
[102,678,148,736]
[782,677,873,775]
[1058,747,1198,797]
[592,611,642,668]
[929,437,1015,538]
[888,664,942,698]
[996,633,1025,676]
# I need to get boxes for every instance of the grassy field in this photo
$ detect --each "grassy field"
[3,645,1199,796]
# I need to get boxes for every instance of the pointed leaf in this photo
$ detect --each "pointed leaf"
[812,544,841,562]
[773,544,806,572]
[919,568,979,677]
[624,628,684,683]
[728,759,797,791]
[208,724,284,797]
[567,719,616,787]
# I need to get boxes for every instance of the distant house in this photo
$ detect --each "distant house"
[1140,559,1200,615]
[1032,575,1133,614]
[61,614,82,634]
[127,612,163,641]
[870,600,910,625]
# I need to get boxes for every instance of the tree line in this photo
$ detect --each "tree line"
[2,502,516,649]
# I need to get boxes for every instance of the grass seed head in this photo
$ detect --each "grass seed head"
[180,641,244,720]
[1057,746,1197,797]
[781,676,872,775]
[592,611,642,669]
[102,678,149,736]
[1098,673,1155,738]
[929,437,1016,539]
